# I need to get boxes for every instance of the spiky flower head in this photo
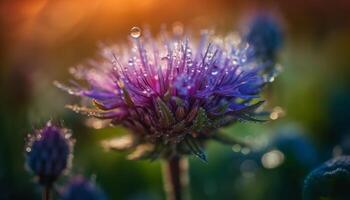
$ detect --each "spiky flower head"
[56,27,278,161]
[25,121,74,186]
[303,156,350,200]
[61,175,107,200]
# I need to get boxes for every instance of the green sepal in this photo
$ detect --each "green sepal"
[191,107,209,132]
[156,97,175,127]
[184,135,207,163]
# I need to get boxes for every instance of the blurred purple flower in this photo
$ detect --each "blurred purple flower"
[244,13,284,60]
[62,176,107,200]
[25,121,74,186]
[56,28,277,161]
[303,156,350,200]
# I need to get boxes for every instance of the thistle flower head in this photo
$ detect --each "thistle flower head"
[62,176,107,200]
[25,121,74,186]
[303,156,350,200]
[56,27,278,161]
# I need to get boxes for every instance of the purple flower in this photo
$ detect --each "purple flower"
[56,27,277,161]
[25,121,74,186]
[61,176,107,200]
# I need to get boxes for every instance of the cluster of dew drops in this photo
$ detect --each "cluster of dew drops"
[127,26,223,93]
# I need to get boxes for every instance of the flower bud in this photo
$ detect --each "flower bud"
[62,175,107,200]
[25,121,74,186]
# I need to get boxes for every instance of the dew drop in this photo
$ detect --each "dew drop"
[232,58,239,65]
[240,56,247,63]
[130,26,141,39]
[26,147,31,152]
[211,71,219,75]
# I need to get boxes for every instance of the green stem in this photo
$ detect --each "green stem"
[42,185,51,200]
[162,156,190,200]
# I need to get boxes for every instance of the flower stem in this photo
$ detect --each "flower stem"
[42,185,51,200]
[162,156,190,200]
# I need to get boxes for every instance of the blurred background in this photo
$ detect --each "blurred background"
[1,0,350,199]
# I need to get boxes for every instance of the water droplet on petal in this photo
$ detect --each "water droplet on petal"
[130,26,141,39]
[232,58,239,65]
[211,71,219,75]
[26,147,31,152]
[241,56,247,63]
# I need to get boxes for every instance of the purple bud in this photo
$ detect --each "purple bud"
[25,121,74,186]
[244,13,284,59]
[62,176,107,200]
[303,156,350,200]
